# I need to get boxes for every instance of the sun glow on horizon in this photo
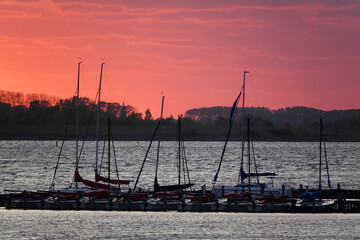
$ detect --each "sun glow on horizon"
[1,0,359,118]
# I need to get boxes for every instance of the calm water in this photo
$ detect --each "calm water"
[0,140,359,239]
[1,210,360,239]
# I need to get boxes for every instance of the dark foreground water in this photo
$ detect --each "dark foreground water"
[0,141,359,239]
[0,210,359,239]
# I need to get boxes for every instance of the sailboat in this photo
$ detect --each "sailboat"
[294,117,334,212]
[45,62,111,207]
[4,62,133,210]
[153,98,194,193]
[134,95,194,194]
[4,62,89,210]
[212,71,288,201]
[73,63,131,193]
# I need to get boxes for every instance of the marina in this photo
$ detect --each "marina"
[3,71,358,214]
[1,1,360,239]
[2,185,360,213]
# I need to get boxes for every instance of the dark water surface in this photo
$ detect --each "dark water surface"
[1,210,360,239]
[0,141,359,239]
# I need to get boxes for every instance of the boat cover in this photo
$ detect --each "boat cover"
[95,170,130,185]
[240,167,276,181]
[154,179,194,192]
[299,190,321,201]
[74,169,110,190]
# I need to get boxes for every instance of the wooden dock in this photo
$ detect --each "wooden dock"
[2,186,360,213]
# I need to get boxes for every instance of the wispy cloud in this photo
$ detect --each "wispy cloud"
[1,0,359,115]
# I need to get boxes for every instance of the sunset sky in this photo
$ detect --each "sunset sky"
[1,0,359,117]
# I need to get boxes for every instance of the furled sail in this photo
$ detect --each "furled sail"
[299,190,321,201]
[154,178,194,192]
[240,167,276,181]
[213,91,242,183]
[74,169,110,190]
[95,170,130,185]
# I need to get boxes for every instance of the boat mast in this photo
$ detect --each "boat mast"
[321,119,331,189]
[75,61,81,189]
[108,116,111,189]
[178,116,181,188]
[240,70,249,184]
[319,117,322,193]
[96,63,104,175]
[154,95,164,188]
[247,115,251,192]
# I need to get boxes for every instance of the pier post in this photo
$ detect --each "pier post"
[198,190,203,212]
[271,193,274,213]
[92,191,95,210]
[202,185,206,194]
[163,191,167,212]
[108,197,113,211]
[143,197,148,212]
[312,196,315,213]
[127,189,132,211]
[76,195,80,210]
[57,191,61,210]
[234,189,238,213]
[5,195,11,210]
[180,190,185,212]
[22,190,27,210]
[40,196,45,210]
[221,186,225,198]
[282,185,285,195]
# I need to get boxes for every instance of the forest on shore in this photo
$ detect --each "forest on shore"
[0,90,359,141]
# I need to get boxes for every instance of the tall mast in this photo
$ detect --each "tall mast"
[108,116,111,189]
[240,70,249,184]
[247,116,251,192]
[178,116,181,187]
[96,63,104,174]
[319,117,322,192]
[154,95,164,187]
[75,61,81,189]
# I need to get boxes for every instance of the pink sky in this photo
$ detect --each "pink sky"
[0,0,359,117]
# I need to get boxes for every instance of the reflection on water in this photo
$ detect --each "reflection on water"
[0,141,359,191]
[0,141,359,239]
[1,210,360,239]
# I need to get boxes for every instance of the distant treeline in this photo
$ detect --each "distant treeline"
[0,90,59,107]
[0,90,359,141]
[185,107,360,141]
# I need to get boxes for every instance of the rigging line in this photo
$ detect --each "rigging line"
[237,139,246,185]
[49,96,76,190]
[176,121,180,183]
[248,72,260,107]
[213,89,242,185]
[104,71,115,103]
[322,124,331,189]
[179,119,192,187]
[111,131,121,185]
[182,140,192,190]
[181,144,186,185]
[179,123,186,185]
[74,92,98,175]
[80,62,90,99]
[251,140,261,187]
[155,95,164,186]
[133,120,161,191]
[99,134,107,176]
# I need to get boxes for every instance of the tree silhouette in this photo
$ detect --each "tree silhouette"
[144,108,152,120]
